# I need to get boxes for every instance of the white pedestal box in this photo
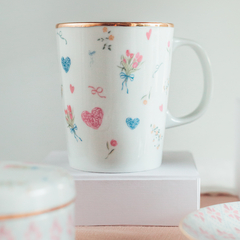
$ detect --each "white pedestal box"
[43,151,200,226]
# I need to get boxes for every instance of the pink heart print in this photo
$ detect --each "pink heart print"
[159,104,163,112]
[70,84,74,93]
[81,107,104,129]
[146,29,152,40]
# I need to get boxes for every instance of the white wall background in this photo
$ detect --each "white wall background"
[1,0,240,194]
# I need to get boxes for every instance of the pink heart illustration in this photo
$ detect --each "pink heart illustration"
[146,29,152,40]
[81,107,104,130]
[159,104,163,112]
[70,84,74,93]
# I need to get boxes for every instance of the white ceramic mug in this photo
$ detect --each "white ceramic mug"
[56,22,212,173]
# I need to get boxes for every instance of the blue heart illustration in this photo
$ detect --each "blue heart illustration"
[126,118,140,130]
[61,57,71,73]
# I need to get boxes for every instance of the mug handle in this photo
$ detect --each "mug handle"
[165,37,213,128]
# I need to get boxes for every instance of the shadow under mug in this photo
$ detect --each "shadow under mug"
[56,22,212,173]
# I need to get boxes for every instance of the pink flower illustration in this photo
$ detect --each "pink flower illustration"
[67,105,72,113]
[135,52,143,62]
[106,139,118,159]
[199,228,216,240]
[137,55,143,62]
[25,222,42,240]
[224,204,240,221]
[65,105,73,127]
[132,62,138,68]
[217,230,235,239]
[51,220,62,240]
[110,139,118,147]
[123,59,126,63]
[126,50,134,58]
[207,207,222,223]
[194,211,205,222]
[0,226,14,240]
[168,41,170,47]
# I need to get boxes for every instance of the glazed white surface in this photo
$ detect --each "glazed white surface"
[57,26,173,172]
[0,161,75,214]
[180,202,240,240]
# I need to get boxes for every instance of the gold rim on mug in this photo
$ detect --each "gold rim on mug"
[56,22,174,28]
[0,198,75,220]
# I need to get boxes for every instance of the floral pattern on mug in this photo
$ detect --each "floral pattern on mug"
[118,50,144,94]
[163,77,169,94]
[89,50,96,66]
[97,27,114,51]
[105,139,117,159]
[152,63,163,78]
[141,88,151,105]
[150,124,163,149]
[65,105,82,142]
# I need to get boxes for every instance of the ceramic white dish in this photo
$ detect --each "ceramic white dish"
[0,161,76,240]
[179,201,240,240]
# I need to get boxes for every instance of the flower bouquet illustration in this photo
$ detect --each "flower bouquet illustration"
[150,124,163,150]
[64,105,82,142]
[105,139,117,159]
[97,27,114,51]
[118,50,144,94]
[163,77,170,94]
